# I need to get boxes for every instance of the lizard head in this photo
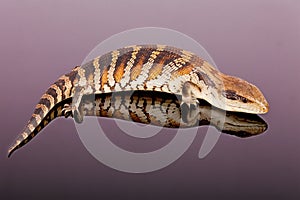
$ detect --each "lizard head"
[220,75,269,114]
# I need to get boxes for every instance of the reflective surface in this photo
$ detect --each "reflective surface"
[1,1,299,200]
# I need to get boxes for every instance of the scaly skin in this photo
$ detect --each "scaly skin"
[8,45,269,157]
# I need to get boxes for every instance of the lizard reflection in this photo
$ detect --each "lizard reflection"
[8,91,267,157]
[78,91,267,137]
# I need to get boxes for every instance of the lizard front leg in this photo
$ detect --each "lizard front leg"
[180,81,202,123]
[181,81,201,108]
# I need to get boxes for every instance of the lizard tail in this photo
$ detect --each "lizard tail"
[8,67,79,157]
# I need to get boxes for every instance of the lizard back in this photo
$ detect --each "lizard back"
[8,44,269,157]
[75,44,213,95]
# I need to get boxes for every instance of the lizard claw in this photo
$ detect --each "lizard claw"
[62,104,73,118]
[62,103,83,123]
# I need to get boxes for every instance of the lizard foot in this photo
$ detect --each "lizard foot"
[180,81,201,109]
[62,104,73,118]
[180,101,200,124]
[180,81,201,124]
[62,103,83,123]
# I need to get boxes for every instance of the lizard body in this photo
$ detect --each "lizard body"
[8,45,269,157]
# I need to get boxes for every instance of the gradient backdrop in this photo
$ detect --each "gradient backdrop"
[1,0,299,199]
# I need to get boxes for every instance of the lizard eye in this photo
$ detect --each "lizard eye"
[240,97,248,103]
[222,90,238,100]
[222,90,250,103]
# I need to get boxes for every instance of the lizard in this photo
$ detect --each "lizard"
[8,44,269,157]
[80,91,267,136]
[8,91,268,157]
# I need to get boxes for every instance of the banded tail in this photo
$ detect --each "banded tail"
[7,68,78,157]
[8,45,269,157]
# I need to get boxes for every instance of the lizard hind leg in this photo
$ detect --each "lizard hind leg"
[62,86,85,123]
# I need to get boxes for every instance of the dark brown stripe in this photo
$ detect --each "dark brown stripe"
[118,46,134,56]
[65,68,78,96]
[82,61,95,83]
[29,116,38,128]
[13,100,65,156]
[167,46,202,66]
[100,66,108,90]
[130,48,153,81]
[148,50,182,80]
[46,87,58,104]
[114,51,132,83]
[110,47,132,79]
[97,51,113,89]
[171,64,194,79]
[161,50,182,65]
[98,52,113,71]
[195,71,216,87]
[222,90,251,103]
[128,110,142,123]
[65,67,79,83]
[54,79,65,99]
[39,98,51,109]
[34,107,43,115]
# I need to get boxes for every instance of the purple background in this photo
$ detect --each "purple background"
[1,0,299,199]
